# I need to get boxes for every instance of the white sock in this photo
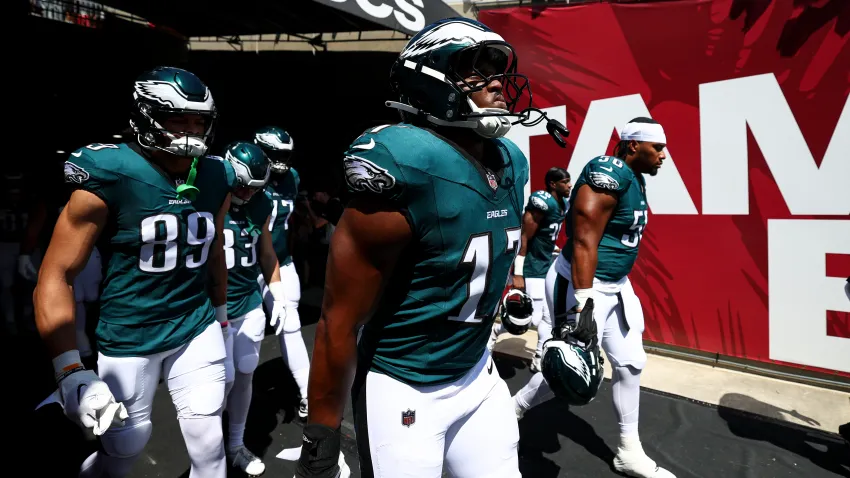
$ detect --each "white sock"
[513,371,554,412]
[281,331,311,399]
[226,372,253,450]
[536,319,552,357]
[612,365,642,438]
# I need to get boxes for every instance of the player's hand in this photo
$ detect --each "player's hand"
[269,300,287,335]
[512,275,526,291]
[268,281,288,335]
[59,369,128,436]
[17,254,38,282]
[564,298,598,346]
[296,424,342,478]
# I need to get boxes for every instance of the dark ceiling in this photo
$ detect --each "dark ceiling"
[96,0,392,37]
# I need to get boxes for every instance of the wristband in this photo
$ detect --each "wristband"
[574,288,593,311]
[53,350,85,383]
[269,281,286,302]
[513,255,525,277]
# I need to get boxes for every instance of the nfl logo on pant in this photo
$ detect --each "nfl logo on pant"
[401,409,415,427]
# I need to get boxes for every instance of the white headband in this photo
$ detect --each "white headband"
[620,122,667,144]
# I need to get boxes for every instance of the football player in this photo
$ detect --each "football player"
[296,17,566,478]
[520,118,676,478]
[488,167,571,371]
[219,141,288,476]
[34,66,235,478]
[253,126,312,419]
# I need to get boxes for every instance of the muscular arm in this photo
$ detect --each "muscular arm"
[258,215,282,285]
[308,197,412,429]
[34,190,106,357]
[517,209,543,257]
[207,193,231,307]
[570,185,617,290]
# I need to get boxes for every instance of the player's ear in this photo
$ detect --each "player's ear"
[628,140,639,156]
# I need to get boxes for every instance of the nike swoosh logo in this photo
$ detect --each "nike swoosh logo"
[71,151,82,157]
[352,139,375,150]
[599,166,613,172]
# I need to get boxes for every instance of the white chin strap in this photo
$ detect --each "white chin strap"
[162,133,208,158]
[466,98,512,139]
[385,100,512,139]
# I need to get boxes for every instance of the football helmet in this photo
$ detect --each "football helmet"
[499,289,534,335]
[387,18,531,139]
[224,142,271,205]
[541,338,604,406]
[130,66,217,158]
[253,126,294,174]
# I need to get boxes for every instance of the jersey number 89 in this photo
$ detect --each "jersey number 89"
[139,212,215,273]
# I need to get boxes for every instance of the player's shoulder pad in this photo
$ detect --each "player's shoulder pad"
[203,154,238,190]
[528,190,552,212]
[584,155,632,193]
[64,143,125,186]
[343,124,409,200]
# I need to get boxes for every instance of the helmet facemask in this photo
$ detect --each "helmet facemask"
[132,101,217,158]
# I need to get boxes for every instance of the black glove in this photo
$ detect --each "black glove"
[563,298,598,346]
[295,424,341,478]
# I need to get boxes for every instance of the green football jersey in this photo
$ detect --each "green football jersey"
[523,190,568,279]
[65,143,236,357]
[345,124,529,386]
[564,155,648,282]
[264,168,300,266]
[224,193,273,319]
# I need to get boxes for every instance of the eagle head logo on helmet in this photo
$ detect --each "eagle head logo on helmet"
[541,339,604,406]
[499,289,533,335]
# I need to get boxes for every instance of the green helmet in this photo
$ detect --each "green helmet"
[224,142,270,204]
[387,18,531,139]
[541,339,604,406]
[253,126,294,174]
[130,66,217,158]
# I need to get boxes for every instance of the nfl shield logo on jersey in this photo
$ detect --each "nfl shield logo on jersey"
[487,171,498,191]
[401,409,416,427]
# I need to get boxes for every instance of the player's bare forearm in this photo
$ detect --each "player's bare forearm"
[207,194,231,307]
[571,185,617,290]
[518,210,542,257]
[308,199,411,429]
[259,216,281,285]
[20,201,47,254]
[35,190,106,357]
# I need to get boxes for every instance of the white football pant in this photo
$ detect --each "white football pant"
[352,350,521,478]
[514,257,647,438]
[85,321,227,478]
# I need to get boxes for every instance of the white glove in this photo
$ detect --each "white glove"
[268,281,287,335]
[54,350,128,436]
[17,254,38,282]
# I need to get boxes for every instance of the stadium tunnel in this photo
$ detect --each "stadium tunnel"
[22,0,462,193]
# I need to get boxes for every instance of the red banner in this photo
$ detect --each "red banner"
[480,0,849,377]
